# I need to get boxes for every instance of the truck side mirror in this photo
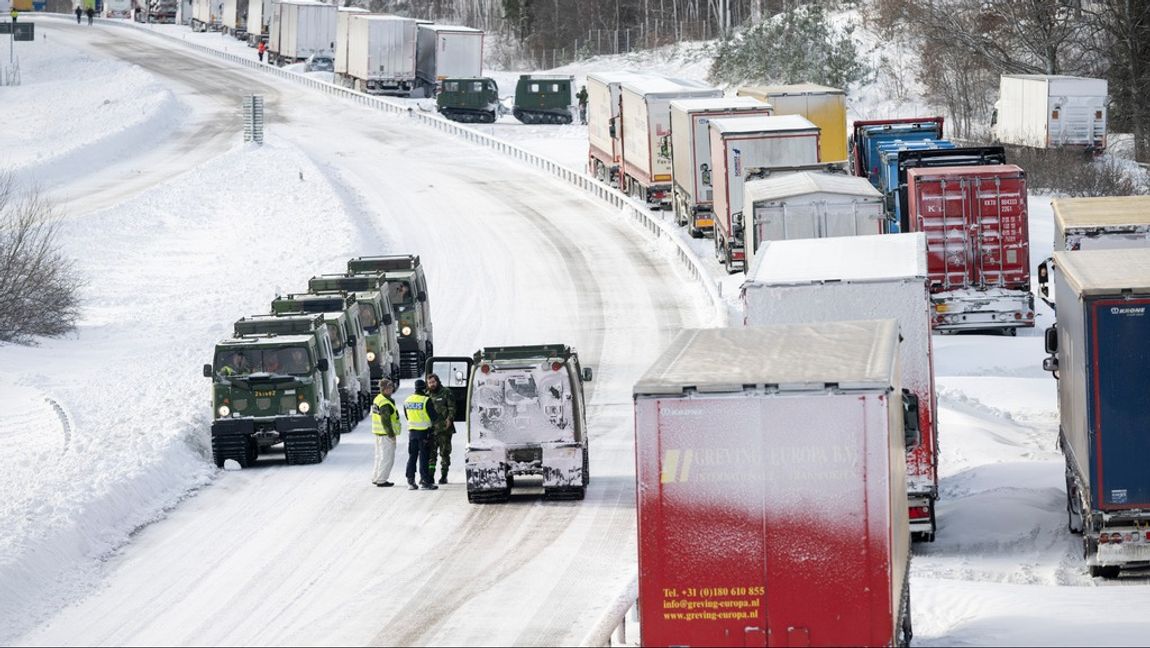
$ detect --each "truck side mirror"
[1044,325,1058,355]
[203,364,213,378]
[902,389,921,450]
[417,291,427,302]
[382,313,393,326]
[318,358,330,373]
[581,367,593,382]
[1037,258,1054,307]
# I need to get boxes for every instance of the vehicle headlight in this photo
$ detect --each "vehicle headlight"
[336,376,341,385]
[298,401,311,414]
[217,405,231,417]
[401,326,413,336]
[367,351,376,362]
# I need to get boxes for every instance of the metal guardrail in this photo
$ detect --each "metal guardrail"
[81,15,726,325]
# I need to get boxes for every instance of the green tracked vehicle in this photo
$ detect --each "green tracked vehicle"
[436,77,501,123]
[271,293,372,432]
[204,323,341,467]
[307,273,401,390]
[347,255,434,379]
[513,75,575,125]
[427,344,593,503]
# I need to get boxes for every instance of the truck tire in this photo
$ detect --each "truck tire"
[1090,564,1120,579]
[1066,471,1084,534]
[582,447,590,486]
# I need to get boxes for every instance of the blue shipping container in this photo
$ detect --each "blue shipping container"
[876,139,955,232]
[853,119,945,189]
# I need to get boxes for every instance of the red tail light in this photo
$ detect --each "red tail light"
[1100,534,1109,544]
[551,361,562,371]
[480,364,491,374]
[909,506,931,520]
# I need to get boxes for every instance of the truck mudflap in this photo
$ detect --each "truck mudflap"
[211,418,257,468]
[908,494,936,542]
[931,287,1035,333]
[541,443,585,499]
[466,446,510,503]
[279,416,328,465]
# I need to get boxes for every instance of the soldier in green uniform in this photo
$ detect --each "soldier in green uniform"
[425,373,457,484]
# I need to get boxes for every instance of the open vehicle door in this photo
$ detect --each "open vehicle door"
[425,356,473,422]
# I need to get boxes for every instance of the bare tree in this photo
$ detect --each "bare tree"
[1083,0,1150,162]
[0,176,82,346]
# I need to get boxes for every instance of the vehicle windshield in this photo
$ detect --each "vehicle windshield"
[470,365,574,444]
[358,304,379,330]
[388,280,414,305]
[214,346,313,376]
[326,323,345,356]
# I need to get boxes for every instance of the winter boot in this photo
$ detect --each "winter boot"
[408,479,418,491]
[438,469,448,485]
[421,482,439,490]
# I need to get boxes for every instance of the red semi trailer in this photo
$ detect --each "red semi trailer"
[633,321,913,648]
[907,164,1035,333]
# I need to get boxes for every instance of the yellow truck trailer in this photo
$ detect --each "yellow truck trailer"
[737,83,847,163]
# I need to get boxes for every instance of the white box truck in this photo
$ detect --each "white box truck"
[340,15,421,95]
[744,170,884,258]
[586,71,648,186]
[416,24,484,97]
[244,0,270,44]
[333,8,369,78]
[220,0,248,36]
[708,114,821,271]
[268,0,337,66]
[619,76,722,208]
[669,96,773,237]
[742,232,940,541]
[190,0,217,31]
[994,75,1107,151]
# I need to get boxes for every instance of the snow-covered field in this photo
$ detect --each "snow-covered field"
[3,13,1150,648]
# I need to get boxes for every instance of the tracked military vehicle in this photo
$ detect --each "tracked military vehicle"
[436,77,501,123]
[347,255,434,378]
[204,324,341,467]
[308,273,402,389]
[271,293,371,431]
[428,344,593,503]
[513,75,575,124]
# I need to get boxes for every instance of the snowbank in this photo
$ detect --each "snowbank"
[0,136,362,644]
[0,29,181,183]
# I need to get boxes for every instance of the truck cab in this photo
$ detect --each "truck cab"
[204,331,339,467]
[428,344,593,503]
[308,272,401,388]
[436,77,500,123]
[347,255,434,378]
[271,293,371,429]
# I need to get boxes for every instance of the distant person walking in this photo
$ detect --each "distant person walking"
[85,7,95,24]
[576,84,588,125]
[257,39,266,63]
[10,7,18,22]
[75,5,83,23]
[370,379,400,487]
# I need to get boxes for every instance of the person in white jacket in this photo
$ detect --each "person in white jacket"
[370,379,400,487]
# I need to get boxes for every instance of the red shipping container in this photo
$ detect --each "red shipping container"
[633,322,912,648]
[906,164,1035,332]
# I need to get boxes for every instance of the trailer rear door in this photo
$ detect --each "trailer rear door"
[909,165,1030,292]
[1089,296,1150,510]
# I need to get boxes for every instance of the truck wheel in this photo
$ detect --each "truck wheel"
[688,223,703,239]
[582,447,590,486]
[1066,471,1084,534]
[1090,564,1120,579]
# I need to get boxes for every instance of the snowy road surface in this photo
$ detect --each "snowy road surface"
[4,20,706,646]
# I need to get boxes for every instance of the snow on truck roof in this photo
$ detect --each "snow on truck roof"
[669,96,768,113]
[744,171,880,204]
[633,320,899,395]
[419,24,482,33]
[586,71,647,84]
[620,76,719,96]
[709,114,817,134]
[745,233,927,286]
[1053,248,1150,296]
[1053,196,1150,228]
[738,83,844,96]
[1003,74,1105,82]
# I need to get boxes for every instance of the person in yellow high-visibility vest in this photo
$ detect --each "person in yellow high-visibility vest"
[370,378,400,487]
[404,379,440,490]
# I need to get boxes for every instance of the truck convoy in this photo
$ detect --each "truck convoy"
[1038,196,1150,304]
[743,169,882,259]
[416,24,483,97]
[513,75,575,124]
[619,76,722,206]
[1043,248,1150,577]
[995,75,1108,151]
[336,14,421,95]
[268,0,336,67]
[742,233,940,541]
[905,164,1034,333]
[308,272,402,388]
[736,83,848,163]
[347,255,434,378]
[669,96,773,237]
[634,321,913,647]
[205,317,342,468]
[708,115,822,272]
[430,344,593,503]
